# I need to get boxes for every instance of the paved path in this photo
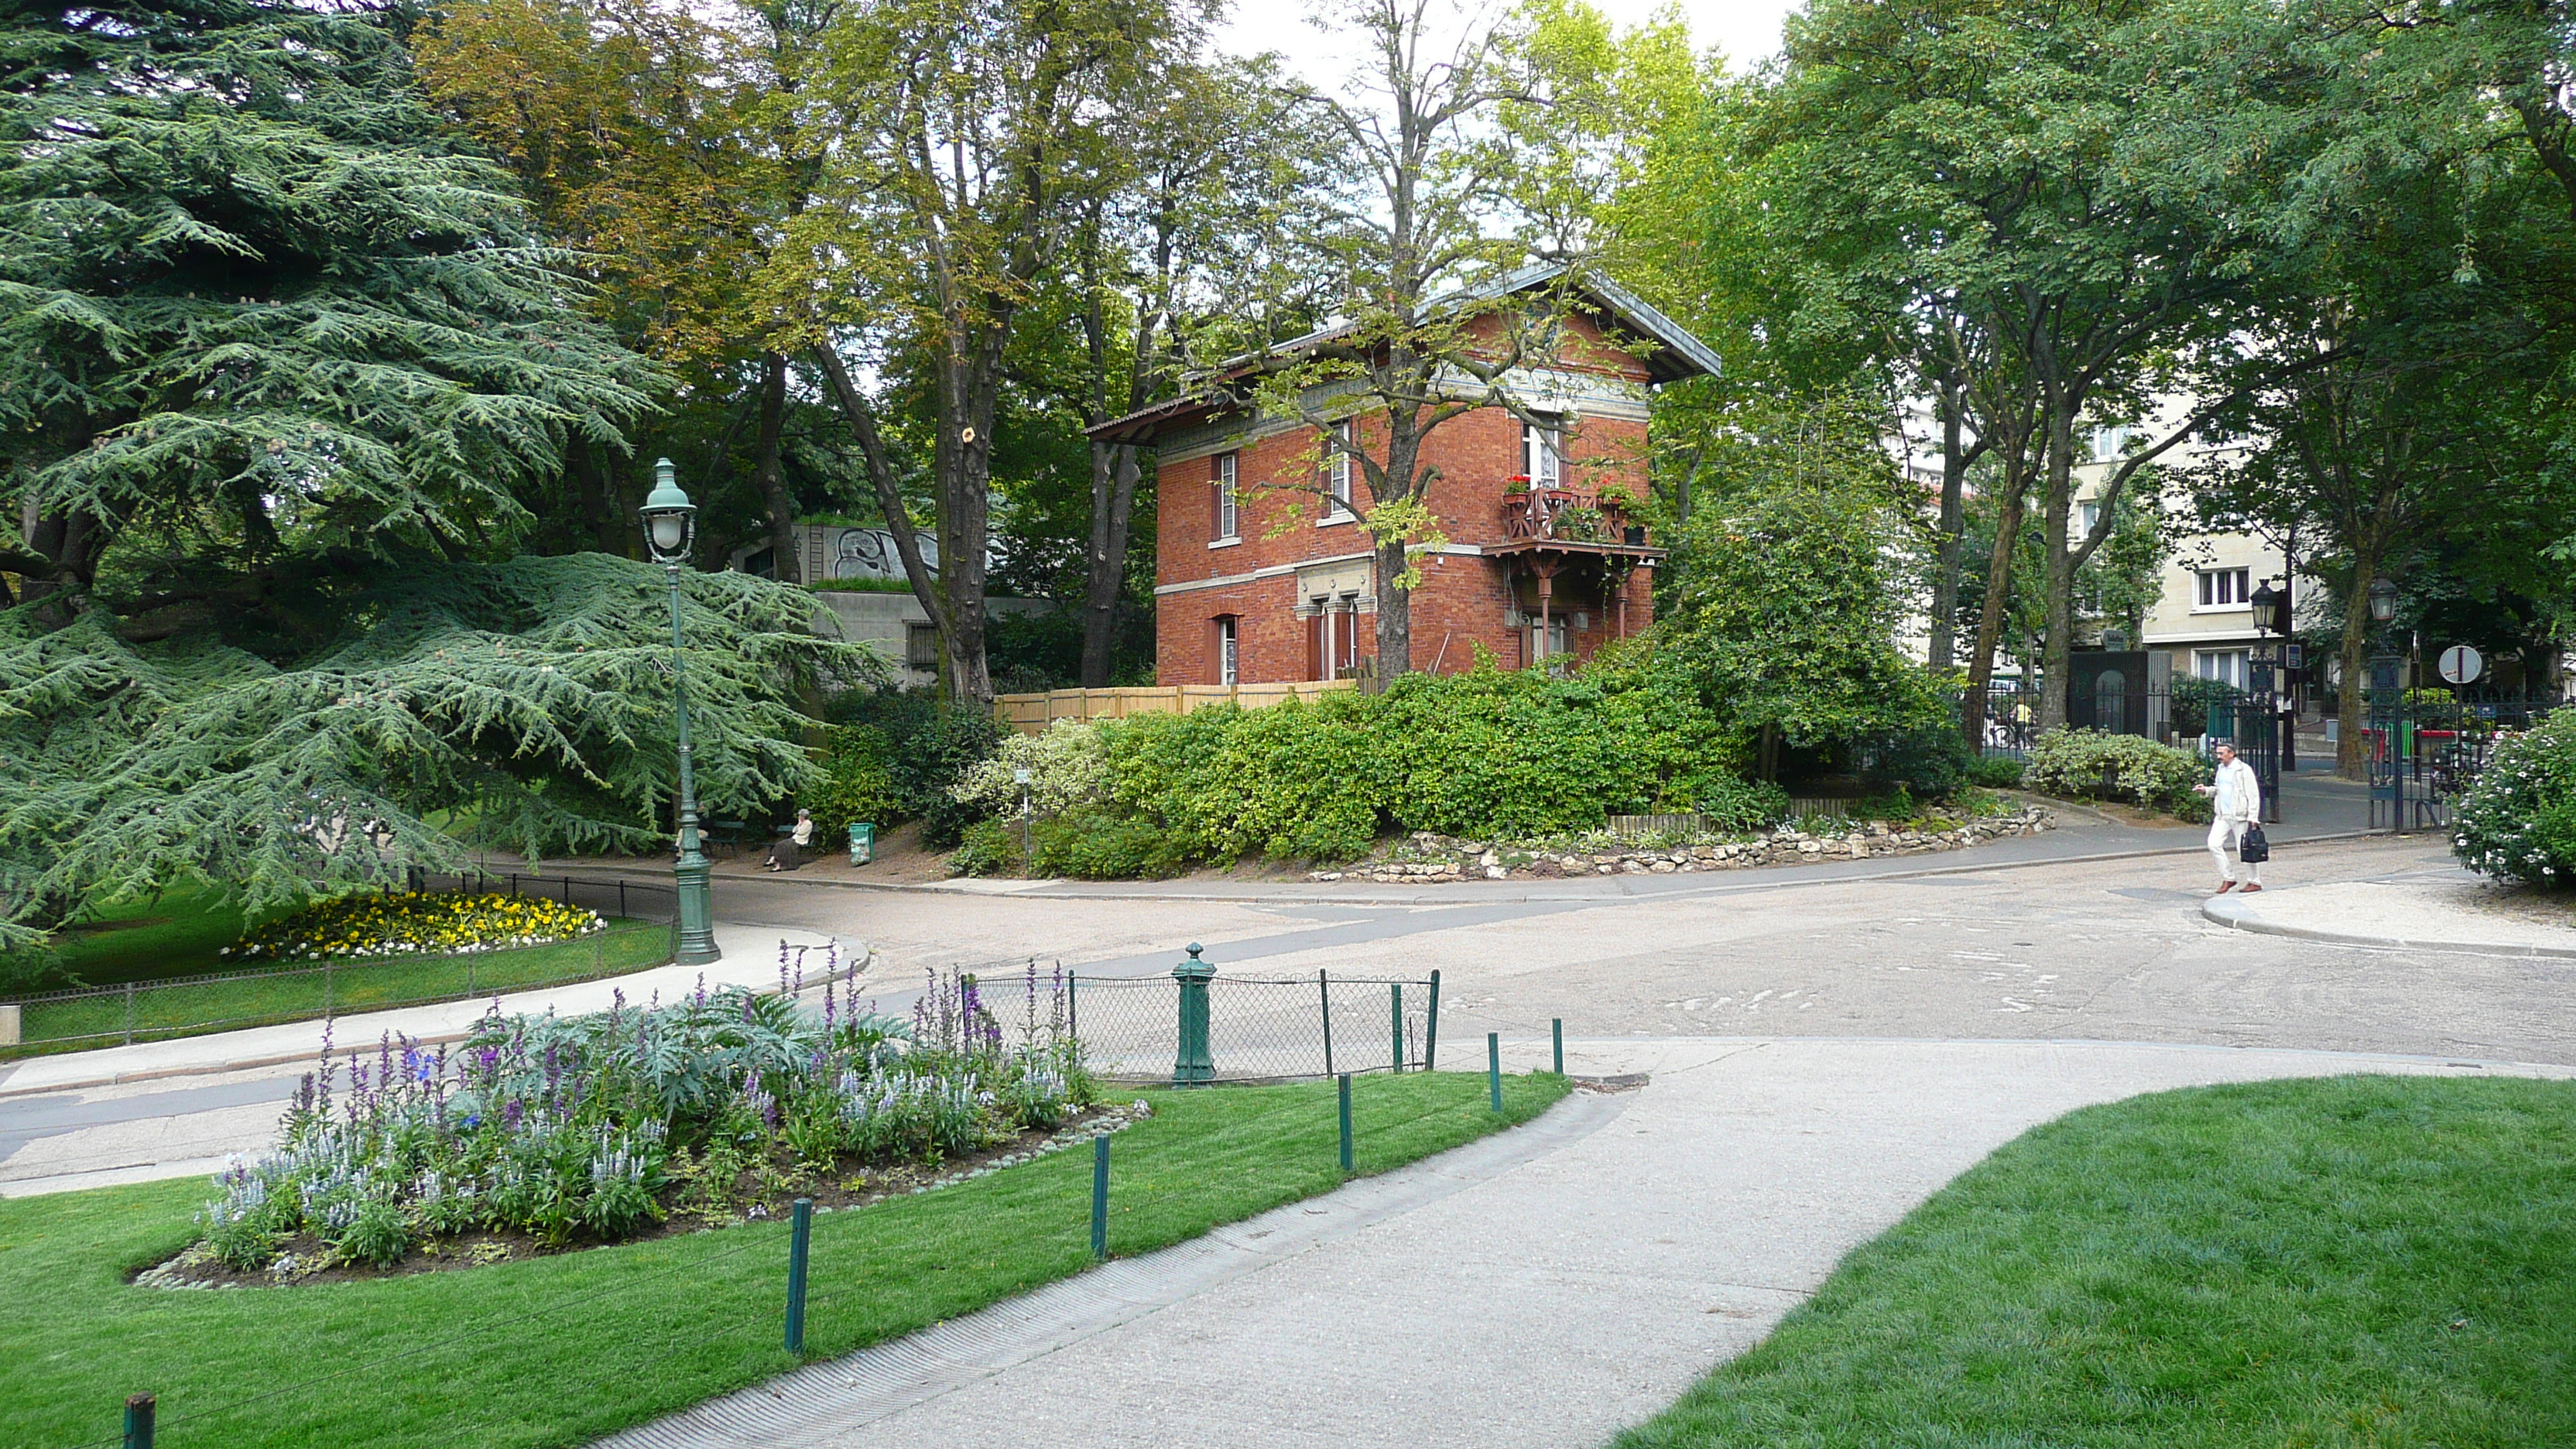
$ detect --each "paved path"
[612,1036,2570,1449]
[2208,870,2576,957]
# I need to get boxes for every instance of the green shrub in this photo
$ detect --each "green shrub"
[2167,677,2242,740]
[949,820,1023,877]
[1105,696,1384,862]
[2452,710,2576,887]
[1663,772,1793,832]
[895,707,1003,848]
[1029,809,1194,879]
[1965,755,2027,789]
[803,724,900,844]
[2023,728,2209,815]
[1862,721,1973,795]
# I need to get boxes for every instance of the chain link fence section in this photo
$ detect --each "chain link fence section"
[1020,966,1439,1084]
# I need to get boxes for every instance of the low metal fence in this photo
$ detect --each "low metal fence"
[960,957,1442,1084]
[2,872,681,1058]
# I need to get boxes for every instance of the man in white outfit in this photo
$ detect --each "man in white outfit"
[2195,742,2263,894]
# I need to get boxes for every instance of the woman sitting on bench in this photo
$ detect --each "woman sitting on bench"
[766,810,814,872]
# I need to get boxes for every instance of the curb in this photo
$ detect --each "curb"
[2201,895,2576,960]
[543,830,2403,907]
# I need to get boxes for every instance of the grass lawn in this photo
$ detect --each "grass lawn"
[1615,1074,2576,1449]
[0,1070,1568,1449]
[6,882,250,989]
[12,920,674,1053]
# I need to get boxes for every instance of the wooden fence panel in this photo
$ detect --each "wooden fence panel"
[993,680,1354,734]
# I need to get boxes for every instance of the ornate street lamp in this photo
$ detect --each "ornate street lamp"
[2367,576,2399,625]
[642,459,720,965]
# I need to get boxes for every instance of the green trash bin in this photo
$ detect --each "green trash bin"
[848,822,875,866]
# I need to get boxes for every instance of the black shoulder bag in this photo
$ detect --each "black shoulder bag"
[2238,820,2269,864]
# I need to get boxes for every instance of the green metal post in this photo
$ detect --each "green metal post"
[1389,983,1403,1073]
[124,1393,155,1449]
[783,1197,812,1355]
[1424,969,1440,1070]
[122,981,135,1046]
[1172,943,1214,1085]
[1091,1134,1110,1258]
[1319,969,1334,1077]
[1338,1073,1354,1173]
[666,553,719,966]
[1552,1018,1564,1075]
[1488,1032,1502,1112]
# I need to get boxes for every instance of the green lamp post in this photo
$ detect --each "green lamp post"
[641,459,720,966]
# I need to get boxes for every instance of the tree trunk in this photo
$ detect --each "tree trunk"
[934,337,1000,706]
[567,435,622,556]
[2034,402,2079,731]
[2335,559,2376,779]
[1928,376,1969,672]
[752,353,800,584]
[1959,464,2029,747]
[1080,440,1141,687]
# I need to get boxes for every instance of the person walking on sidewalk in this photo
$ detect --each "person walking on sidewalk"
[2195,742,2263,894]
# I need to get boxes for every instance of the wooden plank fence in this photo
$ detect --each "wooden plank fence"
[995,680,1356,735]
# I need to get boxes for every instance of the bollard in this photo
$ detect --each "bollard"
[783,1197,812,1355]
[1091,1134,1111,1259]
[1425,969,1440,1070]
[1338,1073,1354,1173]
[1488,1032,1502,1112]
[1172,944,1215,1086]
[124,1392,155,1449]
[1552,1018,1564,1075]
[1389,983,1403,1074]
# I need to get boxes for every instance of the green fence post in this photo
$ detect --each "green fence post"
[783,1197,812,1355]
[1091,1133,1112,1258]
[1425,969,1440,1070]
[1319,969,1334,1077]
[1389,983,1403,1074]
[122,981,135,1046]
[1172,944,1214,1086]
[1338,1073,1354,1173]
[123,1392,155,1449]
[1488,1032,1503,1112]
[1552,1018,1564,1075]
[323,959,334,1022]
[1067,971,1078,1042]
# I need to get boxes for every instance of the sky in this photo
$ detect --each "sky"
[1215,0,1802,85]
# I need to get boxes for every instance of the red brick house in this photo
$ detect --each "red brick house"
[1090,268,1721,686]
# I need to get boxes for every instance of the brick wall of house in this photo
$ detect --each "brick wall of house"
[1153,310,1665,685]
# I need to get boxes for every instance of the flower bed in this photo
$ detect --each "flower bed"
[1308,804,2055,882]
[166,964,1094,1284]
[225,891,605,961]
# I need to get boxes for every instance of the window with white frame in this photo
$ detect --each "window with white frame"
[2078,501,2102,536]
[2196,567,2251,608]
[1522,417,1562,487]
[2195,649,2249,690]
[1326,420,1355,516]
[1217,616,1238,685]
[1211,452,1238,543]
[2091,426,2130,461]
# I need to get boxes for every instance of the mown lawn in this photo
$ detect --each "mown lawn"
[3,882,249,990]
[0,1071,1569,1449]
[1615,1074,2576,1448]
[14,920,673,1053]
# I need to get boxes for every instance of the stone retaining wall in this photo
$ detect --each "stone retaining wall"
[1309,805,2056,884]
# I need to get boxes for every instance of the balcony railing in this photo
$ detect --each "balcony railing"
[1501,483,1645,545]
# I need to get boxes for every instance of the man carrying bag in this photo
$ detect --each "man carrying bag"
[2195,742,2265,894]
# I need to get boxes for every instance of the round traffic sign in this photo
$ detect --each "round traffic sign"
[2438,644,2484,685]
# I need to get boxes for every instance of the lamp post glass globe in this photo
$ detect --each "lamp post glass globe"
[2249,580,2278,636]
[640,457,718,966]
[641,457,697,565]
[2367,576,2398,625]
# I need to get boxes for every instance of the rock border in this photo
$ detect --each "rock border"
[1308,805,2056,884]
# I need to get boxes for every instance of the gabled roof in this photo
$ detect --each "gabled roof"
[1087,264,1721,445]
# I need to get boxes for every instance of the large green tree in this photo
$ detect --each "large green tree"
[0,0,873,940]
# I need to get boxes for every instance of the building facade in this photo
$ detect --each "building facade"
[1094,270,1721,686]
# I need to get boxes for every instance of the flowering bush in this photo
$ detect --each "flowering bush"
[225,892,604,961]
[2451,711,2576,888]
[2023,728,2211,817]
[194,956,1094,1273]
[951,718,1112,819]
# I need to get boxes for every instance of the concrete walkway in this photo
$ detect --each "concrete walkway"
[2207,871,2576,958]
[606,1036,2570,1449]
